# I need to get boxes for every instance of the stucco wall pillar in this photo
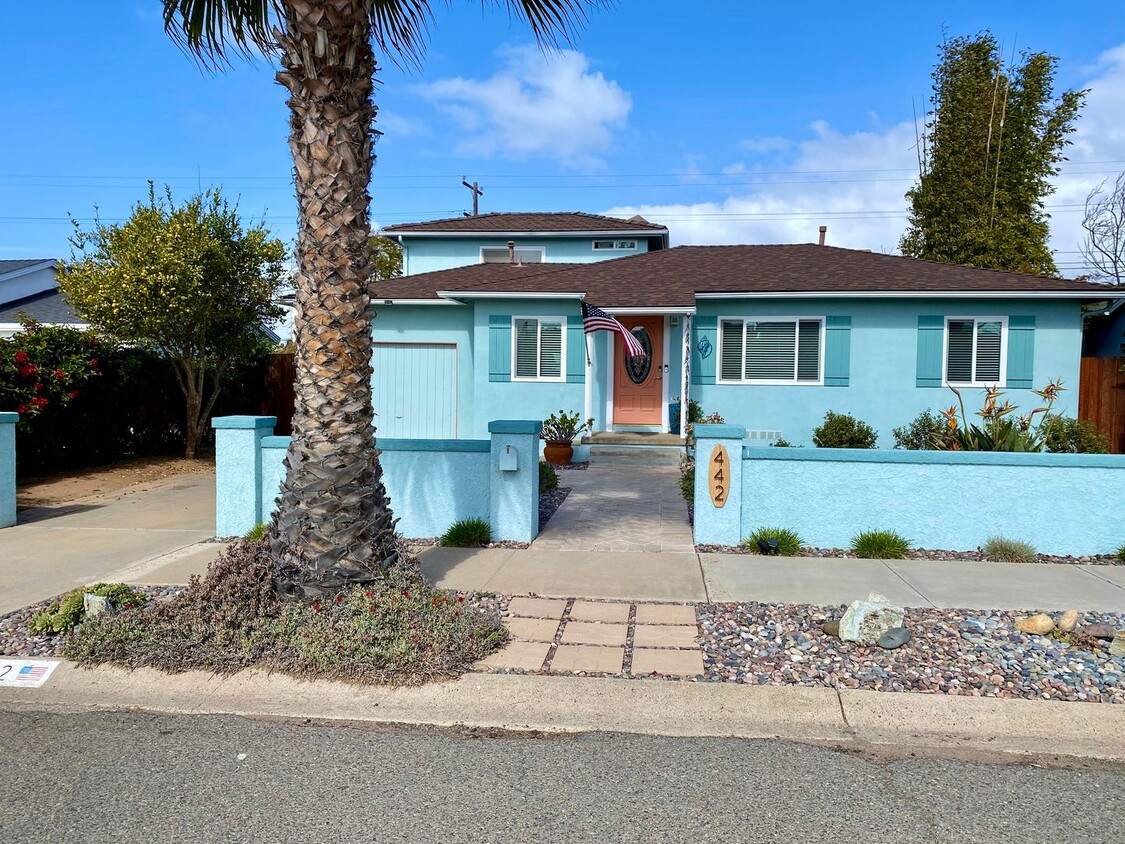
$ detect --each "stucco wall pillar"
[692,423,746,546]
[212,415,276,538]
[488,420,543,542]
[0,412,17,529]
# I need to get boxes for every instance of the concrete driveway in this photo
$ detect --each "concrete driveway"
[0,472,221,614]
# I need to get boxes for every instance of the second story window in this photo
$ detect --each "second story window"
[592,239,637,251]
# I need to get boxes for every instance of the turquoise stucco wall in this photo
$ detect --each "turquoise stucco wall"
[691,297,1083,447]
[0,412,16,528]
[693,424,1125,556]
[398,235,651,275]
[215,417,542,542]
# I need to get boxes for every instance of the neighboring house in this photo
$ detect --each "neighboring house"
[1082,295,1125,357]
[372,242,1116,446]
[380,212,669,276]
[0,259,87,339]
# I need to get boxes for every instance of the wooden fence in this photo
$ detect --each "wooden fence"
[260,353,296,436]
[1079,356,1125,453]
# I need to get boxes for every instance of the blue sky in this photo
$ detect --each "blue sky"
[3,2,1124,275]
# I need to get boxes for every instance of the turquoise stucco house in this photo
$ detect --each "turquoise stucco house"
[371,213,1114,447]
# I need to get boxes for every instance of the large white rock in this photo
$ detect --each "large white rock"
[839,592,905,645]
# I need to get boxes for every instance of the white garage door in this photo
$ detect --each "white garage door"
[372,342,457,439]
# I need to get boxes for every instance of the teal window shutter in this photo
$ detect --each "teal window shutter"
[823,316,851,386]
[691,316,717,385]
[1006,316,1035,389]
[489,314,511,382]
[916,315,944,388]
[566,315,585,383]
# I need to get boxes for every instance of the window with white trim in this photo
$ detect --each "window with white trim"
[945,317,1006,386]
[592,239,637,251]
[718,318,824,384]
[512,317,565,381]
[481,246,544,263]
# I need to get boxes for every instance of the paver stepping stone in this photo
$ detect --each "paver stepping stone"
[551,644,625,673]
[569,601,630,623]
[505,618,561,642]
[560,621,628,646]
[635,604,697,626]
[631,647,705,677]
[508,597,567,619]
[633,624,699,649]
[477,641,551,671]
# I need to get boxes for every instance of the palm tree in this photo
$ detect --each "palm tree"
[162,0,595,597]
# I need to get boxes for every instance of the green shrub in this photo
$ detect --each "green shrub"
[686,399,704,424]
[851,530,911,559]
[892,410,951,450]
[813,411,878,449]
[679,461,695,502]
[441,518,492,547]
[981,536,1038,563]
[1116,543,1125,562]
[538,461,559,495]
[29,583,149,635]
[64,539,506,683]
[244,523,268,542]
[742,527,803,556]
[1041,415,1111,454]
[770,438,799,448]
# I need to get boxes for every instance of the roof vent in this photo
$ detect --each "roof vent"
[818,226,827,246]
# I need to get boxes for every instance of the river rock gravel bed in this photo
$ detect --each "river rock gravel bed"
[700,603,1125,703]
[695,545,1122,565]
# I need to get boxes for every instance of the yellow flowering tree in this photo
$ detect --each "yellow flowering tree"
[59,185,286,458]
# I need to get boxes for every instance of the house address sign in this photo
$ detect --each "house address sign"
[708,444,729,508]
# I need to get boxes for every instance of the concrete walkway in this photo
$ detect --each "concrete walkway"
[0,473,225,614]
[421,548,1125,611]
[533,448,693,553]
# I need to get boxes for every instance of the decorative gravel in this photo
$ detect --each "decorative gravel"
[700,603,1125,703]
[556,462,589,471]
[695,544,1123,566]
[0,585,184,658]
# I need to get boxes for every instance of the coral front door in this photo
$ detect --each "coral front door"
[612,316,664,426]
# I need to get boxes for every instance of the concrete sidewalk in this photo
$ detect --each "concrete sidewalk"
[421,547,1125,611]
[0,473,225,614]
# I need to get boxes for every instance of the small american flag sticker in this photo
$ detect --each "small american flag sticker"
[0,659,59,688]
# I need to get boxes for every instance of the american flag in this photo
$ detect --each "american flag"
[582,302,648,358]
[18,665,48,681]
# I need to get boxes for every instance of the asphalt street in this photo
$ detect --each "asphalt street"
[2,708,1122,843]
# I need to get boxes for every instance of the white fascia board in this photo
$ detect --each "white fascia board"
[389,230,665,239]
[693,290,1106,299]
[602,306,696,315]
[374,298,463,306]
[436,290,587,300]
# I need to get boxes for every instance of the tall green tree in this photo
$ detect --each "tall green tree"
[58,186,285,459]
[369,235,404,281]
[160,0,596,597]
[901,33,1085,275]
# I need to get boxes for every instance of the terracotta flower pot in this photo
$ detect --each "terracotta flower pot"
[543,440,574,466]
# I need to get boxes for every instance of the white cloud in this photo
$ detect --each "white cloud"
[414,45,631,169]
[605,42,1125,276]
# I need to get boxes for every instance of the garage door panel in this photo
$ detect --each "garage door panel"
[372,343,457,439]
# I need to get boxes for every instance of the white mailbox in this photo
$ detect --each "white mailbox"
[498,444,518,472]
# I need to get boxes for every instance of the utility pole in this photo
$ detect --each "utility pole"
[462,178,484,216]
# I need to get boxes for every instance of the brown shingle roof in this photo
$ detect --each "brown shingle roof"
[375,244,1109,308]
[381,212,668,234]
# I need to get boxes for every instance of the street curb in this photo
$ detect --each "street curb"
[2,662,1124,763]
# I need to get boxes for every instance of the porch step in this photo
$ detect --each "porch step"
[589,445,684,466]
[588,432,683,446]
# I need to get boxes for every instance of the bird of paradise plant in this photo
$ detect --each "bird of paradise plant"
[937,379,1063,452]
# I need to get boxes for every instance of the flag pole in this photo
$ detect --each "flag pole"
[584,332,591,366]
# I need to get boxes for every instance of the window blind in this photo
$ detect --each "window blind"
[946,319,974,383]
[975,321,1002,382]
[720,321,744,381]
[797,320,821,381]
[515,319,539,378]
[745,321,795,380]
[539,321,562,378]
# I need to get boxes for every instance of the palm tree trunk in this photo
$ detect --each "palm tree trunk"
[270,0,399,598]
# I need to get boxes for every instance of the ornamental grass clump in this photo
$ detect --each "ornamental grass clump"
[64,539,506,685]
[742,527,804,556]
[1116,543,1125,563]
[851,530,911,559]
[441,518,492,547]
[29,583,149,635]
[981,536,1039,564]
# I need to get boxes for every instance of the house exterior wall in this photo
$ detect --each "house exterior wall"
[398,235,651,275]
[1087,306,1125,357]
[690,297,1083,448]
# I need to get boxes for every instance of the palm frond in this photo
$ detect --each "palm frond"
[163,0,281,67]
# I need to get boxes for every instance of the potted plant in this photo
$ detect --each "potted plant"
[541,410,594,465]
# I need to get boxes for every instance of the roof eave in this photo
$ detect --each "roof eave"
[693,290,1106,299]
[383,229,667,238]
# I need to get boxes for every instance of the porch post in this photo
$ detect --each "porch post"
[680,313,691,439]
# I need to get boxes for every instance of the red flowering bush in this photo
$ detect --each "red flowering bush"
[0,319,99,418]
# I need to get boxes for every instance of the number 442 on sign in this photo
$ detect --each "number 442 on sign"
[708,444,729,508]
